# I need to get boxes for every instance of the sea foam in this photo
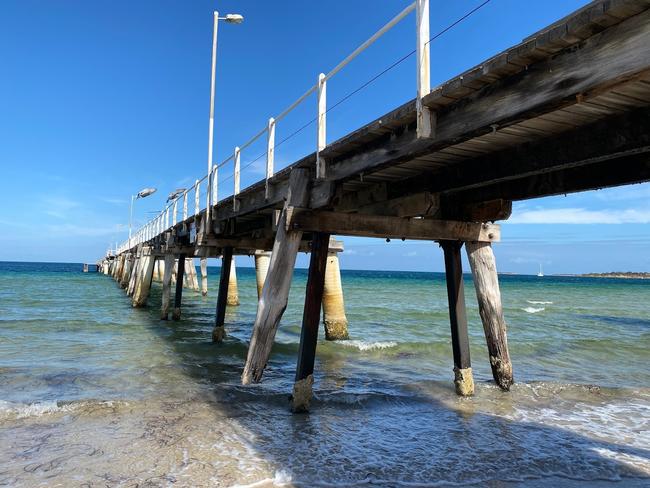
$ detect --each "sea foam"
[336,340,398,351]
[522,307,545,313]
[527,300,553,305]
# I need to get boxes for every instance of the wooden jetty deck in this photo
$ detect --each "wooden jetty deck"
[100,0,650,411]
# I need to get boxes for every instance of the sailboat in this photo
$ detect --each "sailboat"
[537,263,544,277]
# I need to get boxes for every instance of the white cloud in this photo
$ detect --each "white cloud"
[593,184,650,202]
[509,207,650,224]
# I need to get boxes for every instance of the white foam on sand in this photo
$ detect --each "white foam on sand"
[0,399,122,420]
[522,307,545,313]
[336,340,398,351]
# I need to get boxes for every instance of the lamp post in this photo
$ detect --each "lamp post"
[206,11,244,228]
[129,187,157,250]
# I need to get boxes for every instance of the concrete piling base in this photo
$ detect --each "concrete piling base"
[453,367,474,396]
[227,257,239,306]
[322,252,349,340]
[291,375,314,413]
[254,251,271,299]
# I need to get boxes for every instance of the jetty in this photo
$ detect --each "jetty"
[99,0,650,411]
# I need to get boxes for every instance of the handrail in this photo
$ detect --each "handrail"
[117,1,432,254]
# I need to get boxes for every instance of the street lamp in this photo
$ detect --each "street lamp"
[166,188,186,202]
[129,187,157,249]
[206,10,244,226]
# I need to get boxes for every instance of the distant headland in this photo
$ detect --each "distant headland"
[580,272,650,279]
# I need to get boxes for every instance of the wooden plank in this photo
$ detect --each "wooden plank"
[389,105,650,201]
[354,192,439,218]
[289,210,500,242]
[291,232,330,413]
[319,9,650,183]
[452,150,650,203]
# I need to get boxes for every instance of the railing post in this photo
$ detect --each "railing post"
[183,192,188,220]
[233,146,241,210]
[266,117,275,200]
[416,0,432,138]
[212,164,218,207]
[316,72,327,179]
[194,179,200,216]
[165,207,170,230]
[173,200,178,226]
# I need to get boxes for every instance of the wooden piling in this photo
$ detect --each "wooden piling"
[127,248,141,297]
[292,232,330,413]
[185,258,199,292]
[441,241,474,396]
[200,257,208,296]
[254,251,271,299]
[114,255,124,281]
[161,254,175,320]
[242,169,309,384]
[132,246,155,307]
[227,257,239,306]
[212,247,233,343]
[172,254,186,320]
[322,251,349,340]
[465,241,513,391]
[120,254,132,288]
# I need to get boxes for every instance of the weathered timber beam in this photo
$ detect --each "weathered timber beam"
[170,237,345,256]
[351,192,439,218]
[243,168,311,384]
[289,210,499,242]
[316,9,650,184]
[452,151,650,203]
[393,106,650,199]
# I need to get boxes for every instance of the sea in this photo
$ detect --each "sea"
[0,261,648,487]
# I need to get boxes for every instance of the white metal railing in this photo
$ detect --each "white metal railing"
[118,0,432,255]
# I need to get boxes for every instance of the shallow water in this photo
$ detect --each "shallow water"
[0,261,649,487]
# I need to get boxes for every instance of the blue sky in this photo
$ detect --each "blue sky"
[1,0,648,274]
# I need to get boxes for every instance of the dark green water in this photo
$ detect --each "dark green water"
[0,261,648,487]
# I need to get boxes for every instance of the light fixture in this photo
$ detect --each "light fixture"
[166,188,186,202]
[223,13,244,24]
[137,188,157,199]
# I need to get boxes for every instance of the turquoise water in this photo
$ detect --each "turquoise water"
[0,261,649,486]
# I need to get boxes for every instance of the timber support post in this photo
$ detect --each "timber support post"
[119,253,132,289]
[465,241,513,390]
[212,247,234,343]
[441,240,474,396]
[200,257,208,296]
[292,232,330,413]
[227,257,239,306]
[127,247,141,297]
[132,246,155,307]
[254,251,272,299]
[185,258,199,292]
[161,254,175,320]
[242,168,310,384]
[322,248,349,340]
[172,254,186,320]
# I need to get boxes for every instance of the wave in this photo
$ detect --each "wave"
[527,300,553,305]
[522,307,545,313]
[0,399,126,420]
[335,340,398,351]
